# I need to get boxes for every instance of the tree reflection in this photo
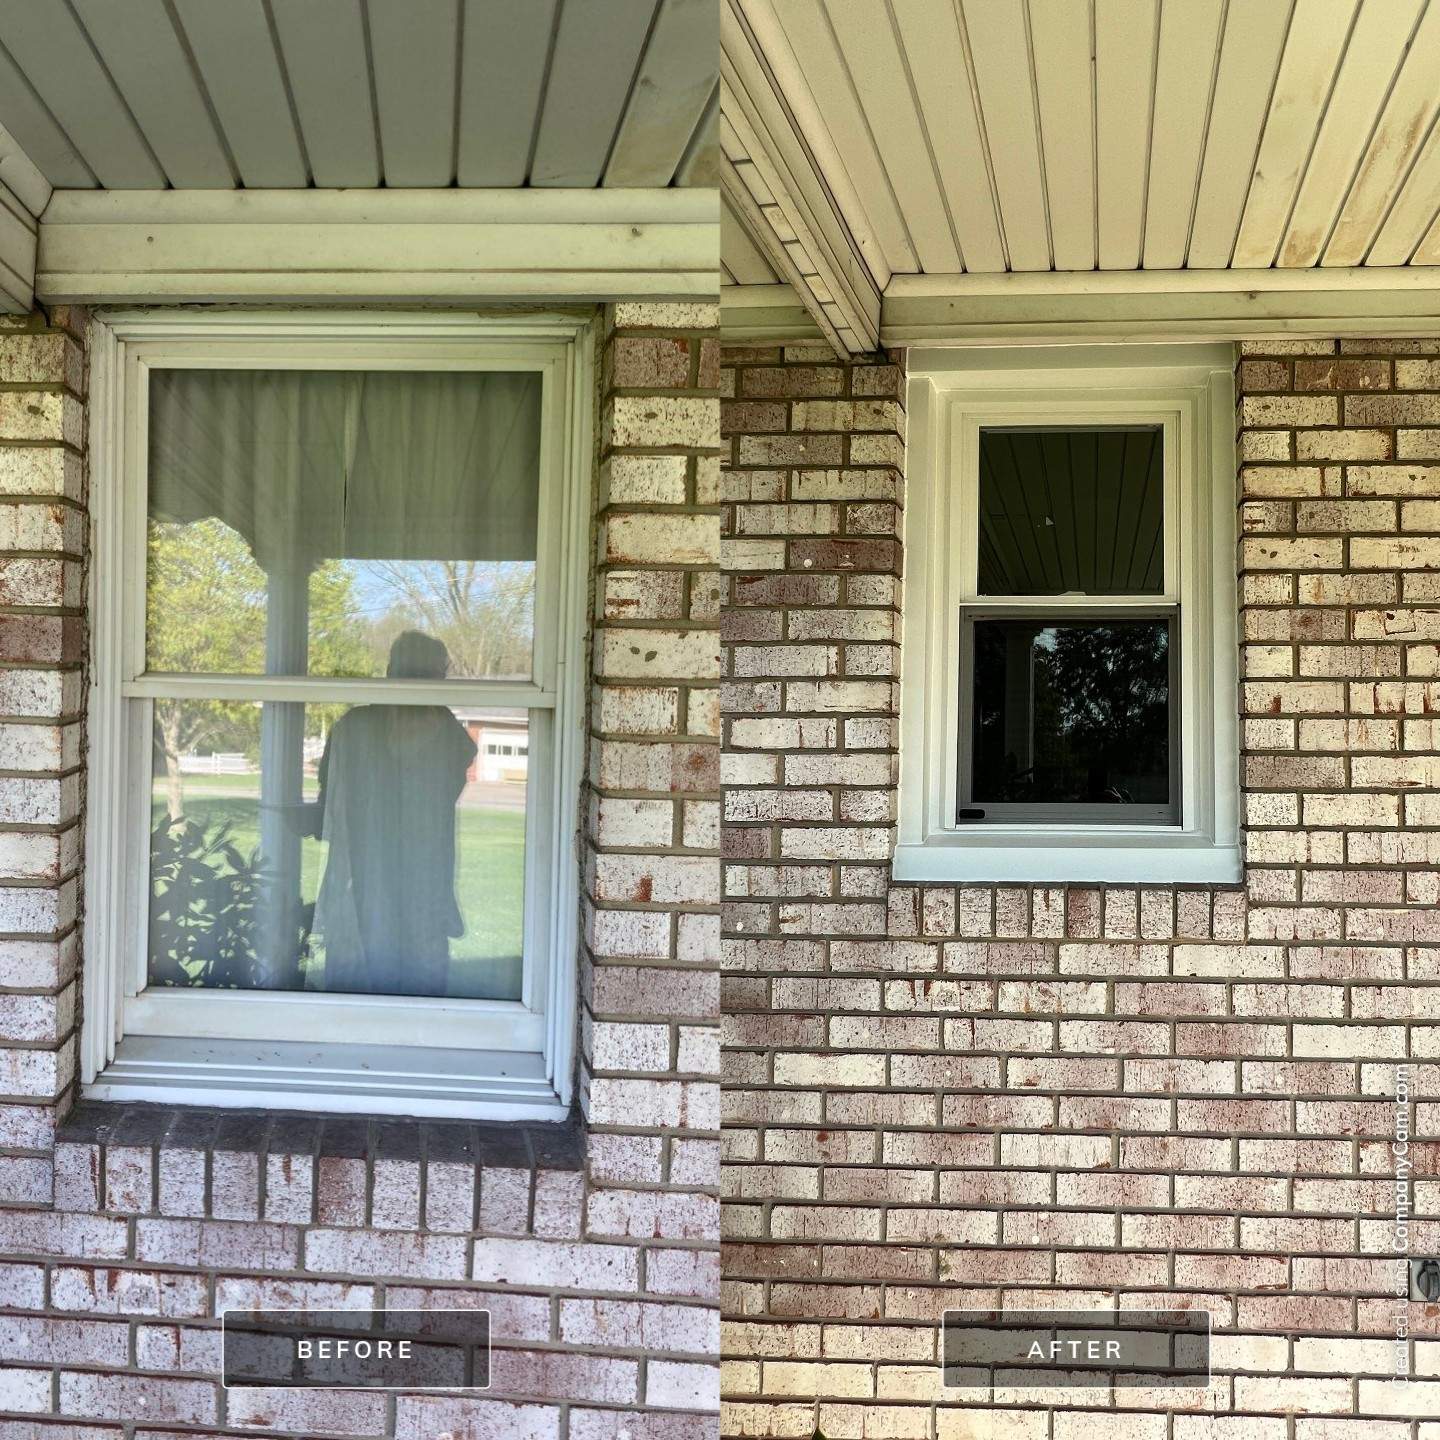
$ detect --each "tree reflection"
[974,619,1170,805]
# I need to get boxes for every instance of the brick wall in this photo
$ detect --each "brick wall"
[719,340,1438,1438]
[0,301,721,1439]
[0,307,86,1184]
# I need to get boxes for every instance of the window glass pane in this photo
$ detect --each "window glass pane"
[978,426,1164,595]
[147,698,528,1000]
[146,369,542,679]
[969,617,1173,812]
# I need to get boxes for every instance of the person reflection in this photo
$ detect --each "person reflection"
[313,631,477,996]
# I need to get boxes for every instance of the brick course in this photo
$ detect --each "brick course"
[0,302,720,1437]
[719,340,1438,1437]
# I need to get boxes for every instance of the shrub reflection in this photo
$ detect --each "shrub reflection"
[972,618,1171,808]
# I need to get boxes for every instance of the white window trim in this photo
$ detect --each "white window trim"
[83,309,594,1120]
[896,343,1240,886]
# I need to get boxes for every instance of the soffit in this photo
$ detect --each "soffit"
[724,0,1440,350]
[0,0,716,191]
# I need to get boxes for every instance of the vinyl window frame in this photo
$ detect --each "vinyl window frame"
[896,344,1240,885]
[83,310,593,1119]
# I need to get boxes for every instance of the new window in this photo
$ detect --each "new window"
[85,313,591,1118]
[897,346,1239,884]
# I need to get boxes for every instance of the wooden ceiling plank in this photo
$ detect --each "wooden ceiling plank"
[755,0,911,279]
[0,178,37,312]
[1095,0,1159,271]
[367,0,460,187]
[1322,0,1440,266]
[1142,0,1225,270]
[270,0,379,189]
[721,0,883,352]
[1409,202,1440,266]
[70,0,231,188]
[959,0,1051,272]
[1278,0,1422,267]
[1368,126,1440,265]
[0,0,164,188]
[1231,0,1359,269]
[457,0,557,186]
[0,113,53,219]
[823,0,960,272]
[674,85,719,188]
[0,42,94,188]
[173,0,308,187]
[530,0,657,187]
[605,0,717,187]
[722,191,779,284]
[1185,0,1294,268]
[1028,0,1095,273]
[720,148,851,353]
[891,0,1006,273]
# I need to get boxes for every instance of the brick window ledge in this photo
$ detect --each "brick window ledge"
[48,1100,584,1233]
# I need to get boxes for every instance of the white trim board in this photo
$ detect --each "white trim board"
[881,268,1440,346]
[37,188,718,305]
[717,266,1440,347]
[720,283,823,343]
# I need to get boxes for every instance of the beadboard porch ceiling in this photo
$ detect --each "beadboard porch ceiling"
[721,0,1440,352]
[0,0,718,311]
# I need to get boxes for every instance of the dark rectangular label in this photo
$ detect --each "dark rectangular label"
[221,1308,491,1389]
[942,1308,1211,1390]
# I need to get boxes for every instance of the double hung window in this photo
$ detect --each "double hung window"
[85,313,590,1118]
[897,345,1239,884]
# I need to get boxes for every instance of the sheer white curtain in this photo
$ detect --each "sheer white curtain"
[148,368,543,571]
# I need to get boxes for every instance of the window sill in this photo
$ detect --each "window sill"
[88,1036,567,1123]
[891,836,1243,885]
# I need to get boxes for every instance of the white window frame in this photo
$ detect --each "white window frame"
[896,344,1240,885]
[83,310,593,1119]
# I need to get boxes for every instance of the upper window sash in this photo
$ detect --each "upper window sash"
[955,402,1183,607]
[118,339,573,706]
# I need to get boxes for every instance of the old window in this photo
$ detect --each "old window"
[85,313,591,1118]
[897,346,1239,884]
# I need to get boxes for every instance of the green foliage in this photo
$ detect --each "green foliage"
[147,517,267,675]
[147,815,311,989]
[146,520,376,802]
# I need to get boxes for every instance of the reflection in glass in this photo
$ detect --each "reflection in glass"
[145,368,541,681]
[147,678,527,1001]
[970,618,1173,813]
[978,426,1164,596]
